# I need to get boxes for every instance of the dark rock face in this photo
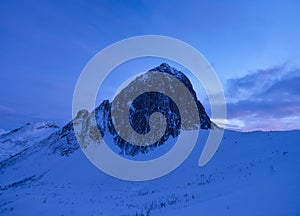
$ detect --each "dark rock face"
[93,63,211,157]
[47,121,79,156]
[149,63,211,129]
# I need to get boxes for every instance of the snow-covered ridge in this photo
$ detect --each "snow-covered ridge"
[0,129,7,136]
[0,121,59,162]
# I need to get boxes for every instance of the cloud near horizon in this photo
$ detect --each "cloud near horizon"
[225,65,300,131]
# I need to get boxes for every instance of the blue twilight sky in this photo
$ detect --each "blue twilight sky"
[0,0,299,131]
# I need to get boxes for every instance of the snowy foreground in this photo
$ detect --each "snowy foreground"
[0,127,299,215]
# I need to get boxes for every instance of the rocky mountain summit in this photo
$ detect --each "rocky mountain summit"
[73,63,212,157]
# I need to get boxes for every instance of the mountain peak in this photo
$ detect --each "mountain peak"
[156,62,172,70]
[150,63,181,76]
[32,121,59,130]
[73,63,211,157]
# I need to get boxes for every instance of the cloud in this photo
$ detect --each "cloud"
[225,65,300,131]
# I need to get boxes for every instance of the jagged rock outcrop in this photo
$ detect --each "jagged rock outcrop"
[44,63,212,157]
[73,63,212,157]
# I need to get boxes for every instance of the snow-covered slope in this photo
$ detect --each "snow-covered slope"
[0,121,59,162]
[0,129,299,215]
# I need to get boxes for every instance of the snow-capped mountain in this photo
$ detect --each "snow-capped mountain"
[73,63,212,157]
[0,121,59,162]
[0,64,299,215]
